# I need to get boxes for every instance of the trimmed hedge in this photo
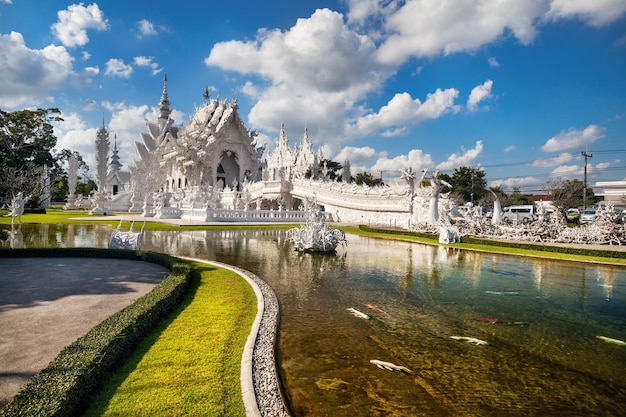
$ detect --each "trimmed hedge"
[0,248,193,417]
[358,225,626,260]
[358,224,439,241]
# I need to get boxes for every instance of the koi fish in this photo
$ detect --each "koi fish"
[370,359,413,374]
[597,335,626,346]
[450,336,489,346]
[365,303,383,313]
[347,307,371,320]
[468,317,503,324]
[485,290,519,296]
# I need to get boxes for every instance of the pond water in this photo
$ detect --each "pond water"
[2,224,626,416]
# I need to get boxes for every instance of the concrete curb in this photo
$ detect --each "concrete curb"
[180,257,289,417]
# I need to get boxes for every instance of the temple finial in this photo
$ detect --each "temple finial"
[159,73,171,121]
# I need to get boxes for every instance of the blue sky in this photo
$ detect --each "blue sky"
[1,0,625,193]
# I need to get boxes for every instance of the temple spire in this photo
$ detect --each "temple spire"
[109,134,122,174]
[158,73,171,122]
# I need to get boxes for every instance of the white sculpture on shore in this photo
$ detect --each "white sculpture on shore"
[64,152,80,210]
[287,198,347,252]
[420,168,452,226]
[5,192,25,224]
[90,120,111,215]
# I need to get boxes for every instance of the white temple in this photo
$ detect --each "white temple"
[68,74,626,245]
[89,75,469,227]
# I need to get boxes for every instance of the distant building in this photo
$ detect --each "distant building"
[530,194,555,211]
[595,181,626,205]
[107,134,130,196]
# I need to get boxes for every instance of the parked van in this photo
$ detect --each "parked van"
[501,205,537,223]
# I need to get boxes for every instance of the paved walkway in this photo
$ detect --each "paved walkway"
[0,257,170,407]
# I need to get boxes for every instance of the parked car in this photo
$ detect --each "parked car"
[579,208,597,224]
[501,205,537,223]
[566,208,580,224]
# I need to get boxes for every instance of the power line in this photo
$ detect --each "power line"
[480,149,626,169]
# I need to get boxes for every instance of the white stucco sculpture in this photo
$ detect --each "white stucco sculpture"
[64,152,80,210]
[421,168,452,226]
[287,198,347,252]
[489,189,503,225]
[5,192,25,224]
[109,221,145,250]
[90,120,111,215]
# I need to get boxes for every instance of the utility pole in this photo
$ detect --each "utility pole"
[470,168,475,206]
[581,151,593,210]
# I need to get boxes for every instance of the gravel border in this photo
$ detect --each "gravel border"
[181,258,290,417]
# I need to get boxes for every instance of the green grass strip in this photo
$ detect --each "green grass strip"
[84,261,257,417]
[353,225,626,266]
[0,209,296,231]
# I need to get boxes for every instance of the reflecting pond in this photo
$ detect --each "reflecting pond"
[2,224,626,416]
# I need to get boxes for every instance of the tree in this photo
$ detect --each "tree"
[320,159,343,181]
[354,172,384,187]
[443,167,487,204]
[0,108,62,204]
[544,178,597,213]
[507,187,534,205]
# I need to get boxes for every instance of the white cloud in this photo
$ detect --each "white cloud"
[375,0,547,65]
[240,81,260,99]
[371,148,436,180]
[344,0,395,26]
[81,99,98,111]
[53,112,98,169]
[333,142,483,181]
[530,152,575,167]
[540,124,605,152]
[137,19,157,37]
[105,58,133,78]
[82,51,91,61]
[71,65,99,87]
[550,164,582,177]
[489,176,537,189]
[348,88,460,138]
[0,31,73,108]
[504,145,515,153]
[51,3,108,47]
[133,56,162,75]
[545,0,626,27]
[333,145,381,173]
[363,0,626,66]
[206,8,392,139]
[436,140,484,171]
[467,79,493,111]
[488,57,500,67]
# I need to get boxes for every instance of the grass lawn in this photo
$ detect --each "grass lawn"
[342,225,626,266]
[83,261,256,417]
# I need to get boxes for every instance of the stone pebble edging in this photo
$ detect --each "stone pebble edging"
[181,258,290,417]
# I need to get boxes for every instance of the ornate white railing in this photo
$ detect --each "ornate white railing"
[180,207,329,223]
